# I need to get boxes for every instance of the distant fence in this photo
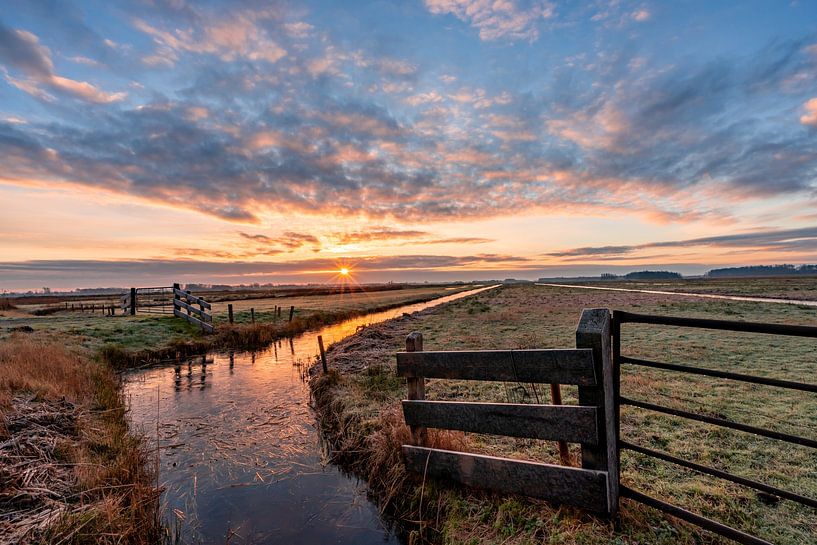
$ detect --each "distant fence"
[172,283,213,333]
[120,286,174,315]
[397,309,618,514]
[119,283,213,333]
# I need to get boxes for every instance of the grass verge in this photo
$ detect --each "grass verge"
[0,333,162,544]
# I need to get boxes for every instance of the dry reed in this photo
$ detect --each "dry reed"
[0,334,163,544]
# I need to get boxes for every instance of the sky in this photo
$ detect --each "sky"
[1,0,816,290]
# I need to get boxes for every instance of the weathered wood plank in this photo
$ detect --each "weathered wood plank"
[396,349,596,385]
[173,299,212,321]
[402,400,598,444]
[172,288,212,309]
[174,308,214,333]
[402,446,609,512]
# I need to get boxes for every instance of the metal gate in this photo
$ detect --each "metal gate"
[612,311,817,545]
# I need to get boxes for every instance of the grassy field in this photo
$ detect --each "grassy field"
[572,275,817,301]
[0,285,469,365]
[208,285,471,324]
[312,283,817,544]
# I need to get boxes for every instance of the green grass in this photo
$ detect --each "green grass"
[312,283,817,545]
[0,285,470,366]
[574,275,817,301]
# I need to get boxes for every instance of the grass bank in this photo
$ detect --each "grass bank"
[0,334,162,544]
[310,284,816,544]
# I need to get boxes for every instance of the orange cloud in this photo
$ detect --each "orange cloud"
[800,98,817,127]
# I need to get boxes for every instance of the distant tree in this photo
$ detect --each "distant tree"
[623,270,682,280]
[705,264,816,277]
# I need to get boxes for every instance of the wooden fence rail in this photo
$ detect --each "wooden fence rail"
[397,308,618,515]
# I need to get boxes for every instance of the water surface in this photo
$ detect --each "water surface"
[125,286,497,544]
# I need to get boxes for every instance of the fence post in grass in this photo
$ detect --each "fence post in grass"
[289,305,294,322]
[228,304,234,324]
[317,335,328,374]
[576,308,618,516]
[173,283,180,317]
[405,331,426,446]
[250,308,255,324]
[130,287,137,315]
[549,383,571,465]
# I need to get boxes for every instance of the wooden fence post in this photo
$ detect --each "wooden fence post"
[289,305,295,322]
[406,332,426,446]
[173,283,180,315]
[549,383,571,465]
[317,335,328,374]
[228,304,234,324]
[129,287,136,315]
[250,308,255,324]
[576,308,618,516]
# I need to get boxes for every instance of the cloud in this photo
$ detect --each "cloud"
[1,8,816,231]
[239,231,319,251]
[0,21,125,103]
[132,9,287,67]
[405,90,444,106]
[324,228,493,246]
[424,0,555,42]
[801,98,817,126]
[547,226,817,258]
[631,9,651,22]
[330,228,428,244]
[413,237,494,245]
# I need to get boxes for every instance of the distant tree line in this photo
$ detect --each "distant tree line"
[705,264,817,277]
[597,271,682,280]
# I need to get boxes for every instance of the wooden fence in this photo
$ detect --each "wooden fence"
[173,283,213,333]
[397,308,618,514]
[397,308,817,543]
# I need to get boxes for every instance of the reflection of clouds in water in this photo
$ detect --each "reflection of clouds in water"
[124,287,495,543]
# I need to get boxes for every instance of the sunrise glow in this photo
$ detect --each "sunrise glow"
[0,2,815,290]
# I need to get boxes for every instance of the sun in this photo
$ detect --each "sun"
[339,267,350,276]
